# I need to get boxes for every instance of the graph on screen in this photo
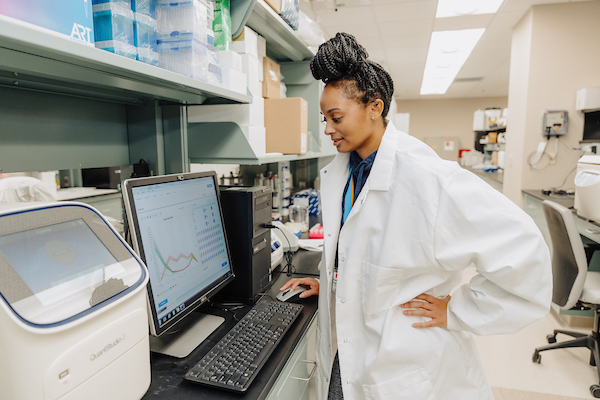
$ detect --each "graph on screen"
[143,201,226,291]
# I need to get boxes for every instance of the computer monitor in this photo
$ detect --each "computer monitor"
[122,171,235,358]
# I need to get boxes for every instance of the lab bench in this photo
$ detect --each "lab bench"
[56,187,123,222]
[466,167,503,192]
[523,189,600,326]
[142,269,319,400]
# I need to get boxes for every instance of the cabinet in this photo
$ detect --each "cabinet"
[266,313,317,400]
[0,2,327,176]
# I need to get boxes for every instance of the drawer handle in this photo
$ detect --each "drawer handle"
[290,360,317,382]
[586,229,600,235]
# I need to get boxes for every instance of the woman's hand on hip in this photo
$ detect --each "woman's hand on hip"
[400,294,451,328]
[280,277,319,298]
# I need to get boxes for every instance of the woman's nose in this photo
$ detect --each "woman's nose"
[324,123,335,136]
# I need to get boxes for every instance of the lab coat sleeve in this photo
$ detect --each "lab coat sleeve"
[434,170,552,335]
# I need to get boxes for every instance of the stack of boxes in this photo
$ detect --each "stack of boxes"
[92,0,136,59]
[132,0,158,66]
[212,0,232,51]
[156,0,209,80]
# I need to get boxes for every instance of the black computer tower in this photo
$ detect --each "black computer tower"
[217,186,273,304]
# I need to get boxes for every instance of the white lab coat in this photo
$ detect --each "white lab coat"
[315,122,552,399]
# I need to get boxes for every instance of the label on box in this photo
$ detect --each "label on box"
[2,0,95,45]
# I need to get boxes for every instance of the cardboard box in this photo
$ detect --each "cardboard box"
[188,97,264,127]
[487,131,497,144]
[265,98,308,155]
[264,0,281,14]
[0,0,94,45]
[232,26,258,58]
[262,57,280,99]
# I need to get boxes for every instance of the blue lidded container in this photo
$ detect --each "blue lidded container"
[93,2,136,59]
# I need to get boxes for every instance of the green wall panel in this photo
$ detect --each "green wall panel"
[0,87,129,173]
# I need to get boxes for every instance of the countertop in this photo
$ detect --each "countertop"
[465,167,504,184]
[141,266,319,400]
[522,189,575,210]
[56,187,119,201]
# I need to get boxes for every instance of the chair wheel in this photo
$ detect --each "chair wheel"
[590,384,600,398]
[532,351,541,363]
[546,334,557,344]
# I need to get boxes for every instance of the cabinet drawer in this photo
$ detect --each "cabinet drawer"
[266,313,317,400]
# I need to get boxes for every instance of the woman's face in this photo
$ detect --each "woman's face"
[320,83,380,157]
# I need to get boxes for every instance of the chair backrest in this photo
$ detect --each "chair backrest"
[542,200,588,309]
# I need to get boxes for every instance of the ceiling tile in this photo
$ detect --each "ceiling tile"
[369,0,424,6]
[366,48,388,63]
[373,1,437,23]
[378,19,434,39]
[444,81,481,97]
[380,32,431,48]
[317,6,376,26]
[323,24,381,41]
[385,46,429,64]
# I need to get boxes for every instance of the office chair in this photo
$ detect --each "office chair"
[532,200,600,398]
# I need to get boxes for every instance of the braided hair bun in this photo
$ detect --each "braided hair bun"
[310,33,394,118]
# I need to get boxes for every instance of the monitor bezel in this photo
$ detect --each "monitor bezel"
[122,171,235,337]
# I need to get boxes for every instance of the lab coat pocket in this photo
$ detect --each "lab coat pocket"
[362,368,434,400]
[361,261,403,315]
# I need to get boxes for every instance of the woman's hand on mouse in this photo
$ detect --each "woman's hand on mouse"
[400,294,451,328]
[280,277,319,299]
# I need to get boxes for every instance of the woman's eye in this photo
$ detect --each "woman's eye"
[332,118,341,123]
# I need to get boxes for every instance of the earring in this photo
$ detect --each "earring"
[371,116,375,120]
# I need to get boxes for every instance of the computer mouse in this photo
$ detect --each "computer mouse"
[276,285,308,302]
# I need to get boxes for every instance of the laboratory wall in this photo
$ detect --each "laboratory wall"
[503,1,600,205]
[0,86,130,173]
[395,96,508,152]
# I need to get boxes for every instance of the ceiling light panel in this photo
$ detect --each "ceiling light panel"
[420,28,485,95]
[436,0,504,18]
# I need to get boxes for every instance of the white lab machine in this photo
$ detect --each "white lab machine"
[575,155,600,222]
[0,202,151,400]
[271,230,284,269]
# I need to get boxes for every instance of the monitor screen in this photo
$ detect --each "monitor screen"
[123,172,234,337]
[583,111,600,143]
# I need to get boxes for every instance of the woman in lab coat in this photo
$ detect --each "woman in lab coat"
[281,33,552,400]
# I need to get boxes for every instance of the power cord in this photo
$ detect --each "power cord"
[263,223,297,277]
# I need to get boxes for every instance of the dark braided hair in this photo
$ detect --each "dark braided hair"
[310,32,394,119]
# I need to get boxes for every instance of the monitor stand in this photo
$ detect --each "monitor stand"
[149,313,225,358]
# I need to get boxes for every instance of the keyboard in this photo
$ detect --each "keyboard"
[184,297,304,392]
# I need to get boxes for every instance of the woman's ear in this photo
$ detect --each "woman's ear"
[371,99,384,120]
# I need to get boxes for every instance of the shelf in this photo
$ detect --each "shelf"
[0,15,252,105]
[244,0,314,62]
[187,122,336,165]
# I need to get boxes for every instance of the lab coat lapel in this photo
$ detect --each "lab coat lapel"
[320,152,350,274]
[341,123,399,222]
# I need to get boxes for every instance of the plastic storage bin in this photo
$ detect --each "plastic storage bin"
[93,3,136,59]
[134,13,158,65]
[158,34,208,80]
[156,0,207,42]
[92,0,132,5]
[132,0,156,18]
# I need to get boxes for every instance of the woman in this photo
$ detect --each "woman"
[281,33,552,399]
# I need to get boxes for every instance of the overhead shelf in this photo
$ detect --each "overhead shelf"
[243,0,314,62]
[187,122,336,165]
[0,15,252,105]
